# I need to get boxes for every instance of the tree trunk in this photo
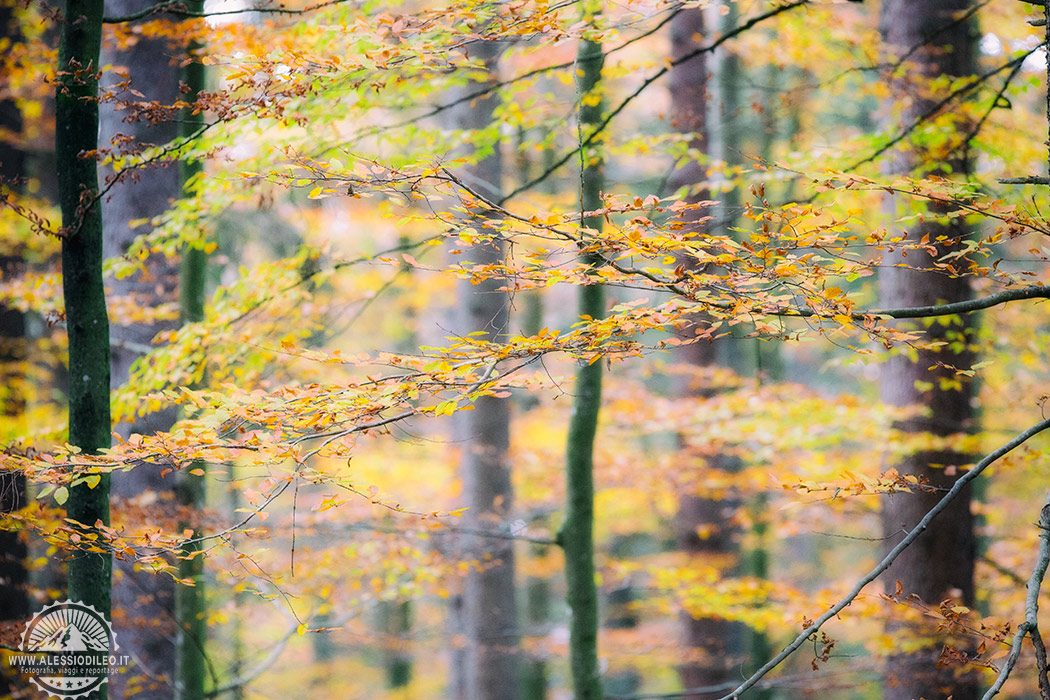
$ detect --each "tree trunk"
[99,1,181,693]
[878,3,978,699]
[175,7,209,697]
[0,302,28,698]
[0,10,31,695]
[560,11,604,699]
[444,39,521,700]
[0,5,31,689]
[376,599,412,688]
[57,0,112,691]
[666,6,754,695]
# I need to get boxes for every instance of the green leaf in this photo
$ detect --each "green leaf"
[54,487,69,506]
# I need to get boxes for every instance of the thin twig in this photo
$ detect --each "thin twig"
[847,45,1044,173]
[499,0,809,203]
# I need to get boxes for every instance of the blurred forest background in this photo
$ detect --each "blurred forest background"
[2,0,1050,698]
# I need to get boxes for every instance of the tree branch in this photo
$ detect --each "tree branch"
[981,490,1050,700]
[845,44,1044,173]
[343,5,684,146]
[713,416,1050,700]
[103,0,354,24]
[447,165,1050,324]
[499,0,810,204]
[999,176,1050,185]
[849,284,1050,320]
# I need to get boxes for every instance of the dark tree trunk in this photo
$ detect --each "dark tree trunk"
[56,6,112,700]
[0,11,31,697]
[878,3,979,699]
[99,1,182,694]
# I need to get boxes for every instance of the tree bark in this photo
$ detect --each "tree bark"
[99,2,182,693]
[0,9,31,695]
[878,3,979,699]
[175,7,208,697]
[560,12,604,700]
[444,39,521,700]
[666,7,750,697]
[57,1,112,694]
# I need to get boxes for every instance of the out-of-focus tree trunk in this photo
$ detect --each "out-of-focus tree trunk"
[667,6,747,696]
[375,599,412,689]
[0,14,31,698]
[520,552,550,700]
[99,2,181,694]
[878,3,978,699]
[174,5,208,697]
[443,39,520,700]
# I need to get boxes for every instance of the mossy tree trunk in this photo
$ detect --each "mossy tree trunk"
[56,0,112,674]
[559,8,604,699]
[175,6,209,697]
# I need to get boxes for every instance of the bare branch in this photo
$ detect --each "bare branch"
[999,176,1050,185]
[713,416,1050,700]
[103,0,354,24]
[981,490,1050,700]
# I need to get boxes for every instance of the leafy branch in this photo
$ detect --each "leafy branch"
[498,0,811,203]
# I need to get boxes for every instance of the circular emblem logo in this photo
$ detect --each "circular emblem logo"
[10,600,126,699]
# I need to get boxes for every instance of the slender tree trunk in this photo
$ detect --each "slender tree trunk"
[19,1,68,619]
[559,10,604,699]
[667,7,747,695]
[520,556,550,700]
[0,301,28,698]
[878,3,978,699]
[510,135,548,695]
[175,8,209,697]
[444,39,520,700]
[375,599,412,689]
[373,245,416,692]
[57,0,112,684]
[0,0,29,626]
[227,463,246,700]
[0,10,31,694]
[99,1,183,693]
[518,261,548,700]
